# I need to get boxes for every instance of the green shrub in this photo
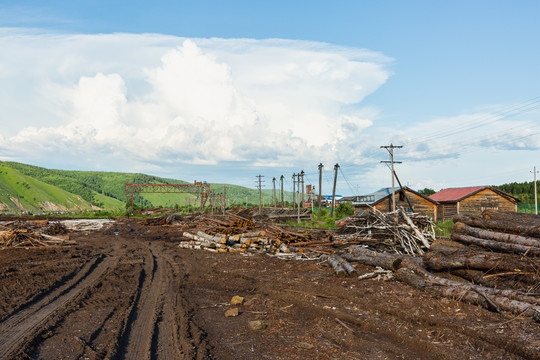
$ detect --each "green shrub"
[325,218,337,228]
[336,202,354,219]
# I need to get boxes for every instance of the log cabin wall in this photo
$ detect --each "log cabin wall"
[354,205,370,215]
[373,190,437,218]
[437,203,458,221]
[458,188,517,217]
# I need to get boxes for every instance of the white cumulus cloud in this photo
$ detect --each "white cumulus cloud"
[0,32,392,174]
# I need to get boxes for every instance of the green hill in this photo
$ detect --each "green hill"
[0,161,293,213]
[0,162,95,212]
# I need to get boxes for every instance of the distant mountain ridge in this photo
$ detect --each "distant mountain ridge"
[0,161,286,213]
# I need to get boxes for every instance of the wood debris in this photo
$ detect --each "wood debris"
[334,207,435,255]
[0,228,74,248]
[344,210,540,320]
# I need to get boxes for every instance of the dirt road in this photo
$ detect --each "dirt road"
[0,219,538,359]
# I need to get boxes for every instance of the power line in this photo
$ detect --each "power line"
[338,167,357,195]
[405,97,540,146]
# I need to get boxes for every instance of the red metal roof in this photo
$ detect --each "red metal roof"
[429,186,486,202]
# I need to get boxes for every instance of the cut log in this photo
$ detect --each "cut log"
[424,244,539,272]
[346,247,403,271]
[451,269,506,288]
[182,232,218,247]
[453,222,540,248]
[482,209,540,226]
[453,215,540,238]
[451,232,540,255]
[321,254,346,277]
[395,268,426,289]
[421,270,538,304]
[196,231,224,243]
[396,267,540,320]
[237,230,266,238]
[335,255,357,275]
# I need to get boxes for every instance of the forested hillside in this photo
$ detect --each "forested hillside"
[6,162,192,209]
[0,162,96,212]
[495,181,538,204]
[0,161,291,212]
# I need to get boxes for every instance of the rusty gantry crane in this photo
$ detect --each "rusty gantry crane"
[124,181,211,212]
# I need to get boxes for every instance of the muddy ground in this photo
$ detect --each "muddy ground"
[0,218,538,360]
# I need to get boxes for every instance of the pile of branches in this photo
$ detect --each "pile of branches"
[0,228,74,248]
[0,220,74,248]
[334,208,434,255]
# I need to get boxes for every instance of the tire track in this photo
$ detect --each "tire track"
[154,259,181,359]
[0,254,117,359]
[123,246,165,360]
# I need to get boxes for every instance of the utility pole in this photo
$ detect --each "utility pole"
[381,144,403,212]
[256,175,264,214]
[280,175,284,207]
[272,177,277,207]
[223,186,227,215]
[300,170,305,204]
[330,163,339,217]
[297,172,301,209]
[292,173,296,210]
[532,167,539,215]
[318,163,323,217]
[297,172,301,223]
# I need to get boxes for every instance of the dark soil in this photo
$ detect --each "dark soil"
[0,218,538,359]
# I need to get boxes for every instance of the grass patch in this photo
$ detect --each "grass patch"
[435,220,454,238]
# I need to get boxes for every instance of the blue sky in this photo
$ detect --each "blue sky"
[0,1,539,196]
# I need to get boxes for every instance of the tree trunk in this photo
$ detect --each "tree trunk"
[423,245,538,272]
[453,215,540,238]
[346,246,403,270]
[451,232,540,255]
[454,222,540,248]
[321,254,347,277]
[482,209,540,225]
[451,269,538,287]
[396,268,540,320]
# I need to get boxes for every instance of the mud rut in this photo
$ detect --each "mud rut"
[0,238,209,360]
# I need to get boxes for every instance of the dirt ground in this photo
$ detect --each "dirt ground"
[0,218,538,360]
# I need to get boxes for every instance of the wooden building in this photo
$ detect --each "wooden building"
[429,186,520,221]
[352,187,438,218]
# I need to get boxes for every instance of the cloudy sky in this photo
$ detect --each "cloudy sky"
[0,1,539,195]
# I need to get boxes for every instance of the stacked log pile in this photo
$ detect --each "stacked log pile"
[344,210,540,321]
[177,213,368,255]
[443,210,540,291]
[334,208,434,255]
